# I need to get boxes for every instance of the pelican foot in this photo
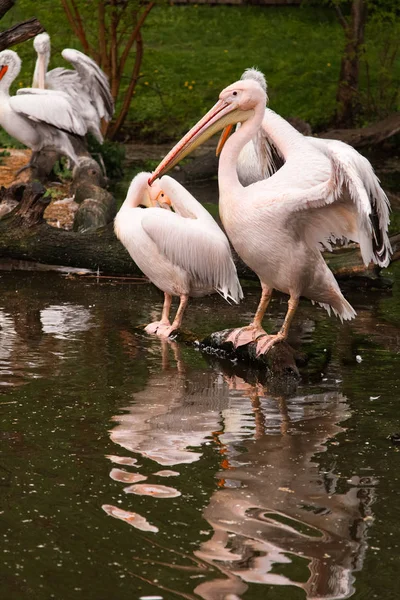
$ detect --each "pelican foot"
[255,333,285,357]
[156,324,179,339]
[144,320,170,335]
[15,161,37,177]
[226,326,267,349]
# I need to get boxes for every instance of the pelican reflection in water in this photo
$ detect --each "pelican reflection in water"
[105,341,376,599]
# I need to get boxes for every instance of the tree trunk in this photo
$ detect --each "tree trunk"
[335,0,368,128]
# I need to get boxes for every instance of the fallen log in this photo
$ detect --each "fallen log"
[198,329,300,378]
[134,324,302,382]
[319,113,400,148]
[0,183,399,282]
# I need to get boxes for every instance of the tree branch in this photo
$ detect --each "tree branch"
[108,30,143,139]
[118,2,154,79]
[0,0,15,21]
[0,17,44,52]
[60,0,93,56]
[110,1,119,100]
[334,3,348,30]
[98,1,108,72]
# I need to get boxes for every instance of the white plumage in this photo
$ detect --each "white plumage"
[0,49,87,165]
[149,77,392,354]
[114,172,243,337]
[238,68,391,268]
[32,32,114,143]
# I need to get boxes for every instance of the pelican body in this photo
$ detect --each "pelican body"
[33,33,114,143]
[0,50,87,165]
[149,78,391,353]
[114,172,243,336]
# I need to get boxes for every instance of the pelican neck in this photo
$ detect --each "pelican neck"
[218,105,264,196]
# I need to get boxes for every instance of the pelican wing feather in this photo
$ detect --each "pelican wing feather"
[61,49,114,121]
[11,88,87,136]
[264,138,391,267]
[45,66,80,92]
[141,210,243,303]
[311,138,391,266]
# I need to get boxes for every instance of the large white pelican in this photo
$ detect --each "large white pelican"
[32,33,114,143]
[149,79,391,354]
[236,68,390,213]
[114,172,243,337]
[0,50,87,166]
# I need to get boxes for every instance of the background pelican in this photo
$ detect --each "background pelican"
[32,33,114,143]
[114,172,243,337]
[149,79,391,354]
[0,50,87,167]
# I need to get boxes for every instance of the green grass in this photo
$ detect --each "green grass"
[2,4,400,142]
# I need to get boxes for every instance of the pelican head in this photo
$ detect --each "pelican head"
[0,50,21,88]
[149,180,172,208]
[241,67,268,95]
[33,32,51,55]
[118,172,171,213]
[149,79,266,184]
[33,33,51,89]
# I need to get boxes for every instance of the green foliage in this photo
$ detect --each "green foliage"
[0,128,25,149]
[0,148,10,165]
[87,135,126,181]
[1,2,399,141]
[52,157,73,181]
[131,4,343,137]
[126,4,400,137]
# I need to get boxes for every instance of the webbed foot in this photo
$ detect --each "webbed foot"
[226,325,268,348]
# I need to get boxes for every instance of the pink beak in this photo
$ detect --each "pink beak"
[148,98,249,185]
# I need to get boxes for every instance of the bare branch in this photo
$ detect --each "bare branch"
[60,0,93,55]
[0,17,44,52]
[108,30,143,139]
[334,3,348,30]
[98,1,108,72]
[118,2,154,79]
[110,1,119,99]
[0,0,15,21]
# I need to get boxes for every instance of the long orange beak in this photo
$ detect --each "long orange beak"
[0,65,8,81]
[216,124,234,156]
[148,99,253,185]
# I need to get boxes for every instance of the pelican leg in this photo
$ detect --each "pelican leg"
[256,295,299,356]
[226,284,272,348]
[158,294,189,338]
[15,151,39,176]
[145,293,172,335]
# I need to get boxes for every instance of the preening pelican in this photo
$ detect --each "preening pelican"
[33,32,114,143]
[0,50,87,166]
[150,79,391,354]
[114,172,243,337]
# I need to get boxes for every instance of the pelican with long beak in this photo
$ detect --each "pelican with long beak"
[0,49,87,167]
[32,33,114,143]
[114,172,243,337]
[149,79,391,354]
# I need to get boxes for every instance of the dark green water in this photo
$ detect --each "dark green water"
[1,263,399,600]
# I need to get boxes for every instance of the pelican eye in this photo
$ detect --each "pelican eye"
[233,91,238,96]
[161,193,164,197]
